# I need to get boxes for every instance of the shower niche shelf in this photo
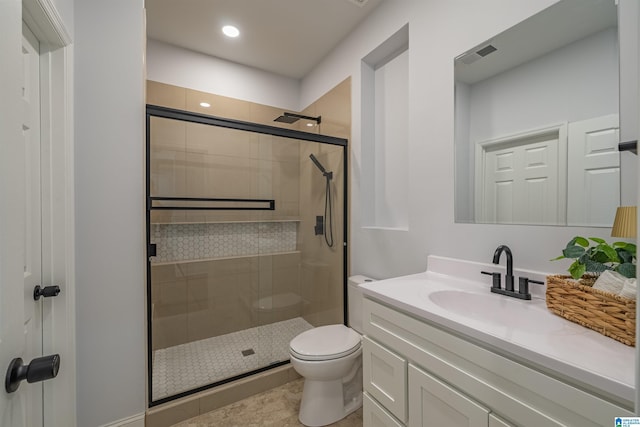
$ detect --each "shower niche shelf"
[150,220,299,264]
[150,250,301,266]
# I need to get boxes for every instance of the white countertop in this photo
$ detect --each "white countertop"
[359,256,635,404]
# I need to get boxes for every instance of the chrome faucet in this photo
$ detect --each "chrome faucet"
[492,245,514,292]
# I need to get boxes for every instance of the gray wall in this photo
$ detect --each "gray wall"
[74,0,146,425]
[619,0,639,207]
[300,0,631,280]
[146,39,301,111]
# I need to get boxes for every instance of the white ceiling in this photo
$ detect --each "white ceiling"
[145,0,385,79]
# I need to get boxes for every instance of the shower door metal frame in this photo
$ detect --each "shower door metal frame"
[145,104,349,407]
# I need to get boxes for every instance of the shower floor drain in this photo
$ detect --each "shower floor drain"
[241,349,255,357]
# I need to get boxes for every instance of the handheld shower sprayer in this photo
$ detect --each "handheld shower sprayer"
[309,154,333,180]
[309,153,334,248]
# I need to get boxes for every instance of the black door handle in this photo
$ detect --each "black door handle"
[5,354,60,393]
[33,285,60,301]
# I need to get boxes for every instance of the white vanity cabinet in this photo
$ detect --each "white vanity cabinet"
[408,364,492,427]
[362,336,407,423]
[362,297,633,427]
[489,414,515,427]
[363,392,404,427]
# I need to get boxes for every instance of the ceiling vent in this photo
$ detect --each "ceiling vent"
[347,0,369,7]
[476,44,497,57]
[457,44,497,65]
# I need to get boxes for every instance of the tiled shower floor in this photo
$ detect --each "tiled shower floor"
[152,317,313,400]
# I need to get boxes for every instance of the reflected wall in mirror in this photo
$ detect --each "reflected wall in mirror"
[454,0,621,226]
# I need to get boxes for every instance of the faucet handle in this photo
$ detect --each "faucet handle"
[481,271,501,290]
[517,277,544,299]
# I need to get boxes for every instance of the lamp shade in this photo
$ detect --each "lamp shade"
[611,206,637,238]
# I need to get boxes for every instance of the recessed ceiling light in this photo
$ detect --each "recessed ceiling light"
[222,25,240,38]
[200,102,211,108]
[306,123,315,127]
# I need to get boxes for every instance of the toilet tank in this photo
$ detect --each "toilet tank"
[348,275,375,334]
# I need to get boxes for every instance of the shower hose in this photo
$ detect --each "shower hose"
[323,175,334,248]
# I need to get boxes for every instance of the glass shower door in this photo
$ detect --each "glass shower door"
[146,106,346,405]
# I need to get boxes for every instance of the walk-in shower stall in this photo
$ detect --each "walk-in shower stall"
[146,105,347,405]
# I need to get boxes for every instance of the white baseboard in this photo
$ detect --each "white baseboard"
[99,413,145,427]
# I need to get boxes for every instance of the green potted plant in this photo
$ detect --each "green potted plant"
[552,236,636,280]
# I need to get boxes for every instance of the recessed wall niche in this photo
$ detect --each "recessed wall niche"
[361,24,409,230]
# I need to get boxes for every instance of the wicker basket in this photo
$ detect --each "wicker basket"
[546,274,636,346]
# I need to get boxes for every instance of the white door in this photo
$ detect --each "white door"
[19,22,45,426]
[566,114,620,226]
[0,1,31,423]
[2,1,73,425]
[0,10,48,427]
[479,132,560,224]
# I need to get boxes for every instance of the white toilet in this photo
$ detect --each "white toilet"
[289,275,373,427]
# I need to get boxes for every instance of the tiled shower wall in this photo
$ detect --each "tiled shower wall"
[151,222,298,263]
[147,79,350,352]
[298,79,350,327]
[152,252,302,350]
[148,90,305,350]
[150,220,299,351]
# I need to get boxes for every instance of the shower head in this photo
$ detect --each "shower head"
[309,154,332,180]
[273,113,300,124]
[274,112,322,125]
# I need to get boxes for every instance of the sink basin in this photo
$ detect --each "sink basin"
[428,290,580,335]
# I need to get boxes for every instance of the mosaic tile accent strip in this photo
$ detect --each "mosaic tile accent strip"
[151,222,297,263]
[152,317,313,400]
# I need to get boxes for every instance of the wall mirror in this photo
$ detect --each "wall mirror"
[454,0,622,226]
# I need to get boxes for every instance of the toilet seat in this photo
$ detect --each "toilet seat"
[289,324,361,361]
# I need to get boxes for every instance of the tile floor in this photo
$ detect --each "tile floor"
[153,317,313,400]
[170,378,363,426]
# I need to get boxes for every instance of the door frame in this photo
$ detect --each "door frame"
[23,0,76,425]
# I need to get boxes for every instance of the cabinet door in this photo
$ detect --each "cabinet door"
[363,336,408,422]
[364,392,405,427]
[489,414,515,427]
[408,364,489,427]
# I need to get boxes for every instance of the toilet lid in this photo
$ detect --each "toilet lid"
[289,325,361,361]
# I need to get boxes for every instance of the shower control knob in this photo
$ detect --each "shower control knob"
[33,285,61,301]
[5,354,60,393]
